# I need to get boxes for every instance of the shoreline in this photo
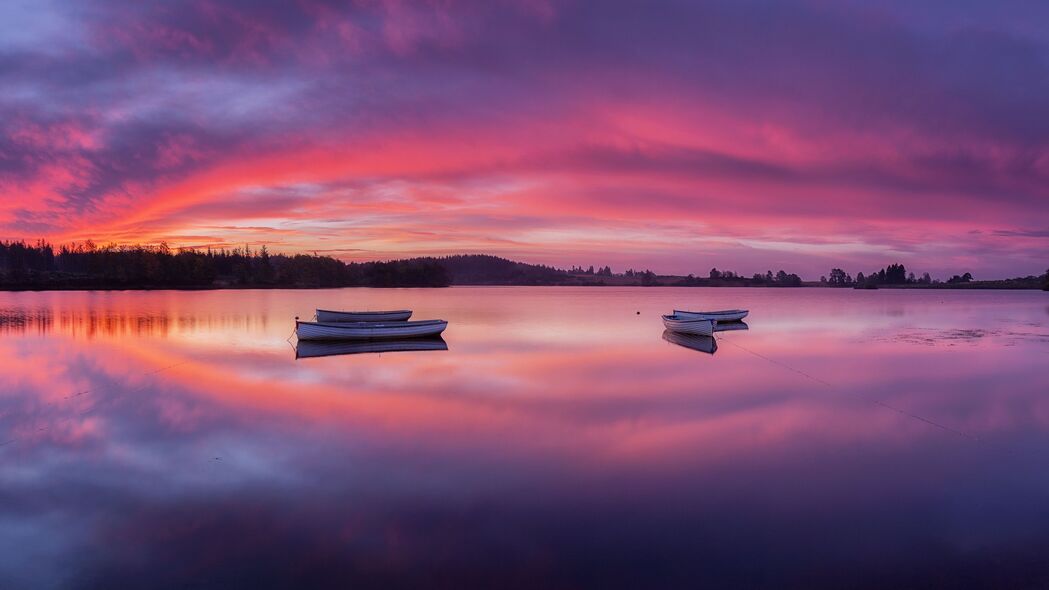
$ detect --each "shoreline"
[0,283,1044,293]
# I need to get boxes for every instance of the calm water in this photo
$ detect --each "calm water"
[0,287,1047,588]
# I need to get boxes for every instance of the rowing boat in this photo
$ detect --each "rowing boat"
[661,315,715,336]
[316,309,412,322]
[673,309,748,322]
[296,319,447,341]
[295,337,447,359]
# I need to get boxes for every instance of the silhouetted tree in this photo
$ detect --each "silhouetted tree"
[768,270,802,286]
[827,268,852,285]
[884,263,907,284]
[257,245,274,283]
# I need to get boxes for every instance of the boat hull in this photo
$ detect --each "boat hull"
[296,337,447,358]
[296,319,447,341]
[661,315,715,336]
[316,309,412,322]
[674,309,748,322]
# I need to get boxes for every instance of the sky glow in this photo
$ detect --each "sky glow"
[2,0,1047,278]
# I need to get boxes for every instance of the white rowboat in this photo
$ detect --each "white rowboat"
[661,315,715,336]
[297,319,447,341]
[316,309,412,322]
[296,337,447,359]
[673,309,748,322]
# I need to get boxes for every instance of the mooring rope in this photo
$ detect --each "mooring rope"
[716,335,980,442]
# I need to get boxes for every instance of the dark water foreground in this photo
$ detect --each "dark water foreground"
[0,288,1046,589]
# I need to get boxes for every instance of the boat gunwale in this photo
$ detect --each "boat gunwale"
[297,319,446,329]
[661,314,718,323]
[673,309,748,316]
[315,308,412,315]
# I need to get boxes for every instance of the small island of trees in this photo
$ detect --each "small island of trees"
[819,263,1047,290]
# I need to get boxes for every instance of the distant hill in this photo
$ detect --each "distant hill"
[433,255,570,285]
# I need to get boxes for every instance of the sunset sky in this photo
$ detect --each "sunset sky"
[2,0,1047,279]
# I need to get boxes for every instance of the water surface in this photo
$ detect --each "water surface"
[0,287,1047,588]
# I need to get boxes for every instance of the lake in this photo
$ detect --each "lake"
[0,287,1047,588]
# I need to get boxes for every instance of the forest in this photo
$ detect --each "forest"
[0,241,449,289]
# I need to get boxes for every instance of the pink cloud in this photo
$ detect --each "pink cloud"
[1,0,1047,278]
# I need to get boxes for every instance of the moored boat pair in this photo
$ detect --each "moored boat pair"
[297,308,447,341]
[661,308,748,337]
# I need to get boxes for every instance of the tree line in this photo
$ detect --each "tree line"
[820,263,1048,289]
[3,240,1044,290]
[0,239,815,290]
[569,266,805,286]
[675,268,803,286]
[0,241,449,289]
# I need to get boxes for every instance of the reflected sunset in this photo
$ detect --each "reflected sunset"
[0,289,1046,589]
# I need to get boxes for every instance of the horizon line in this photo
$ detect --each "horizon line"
[1,238,1045,283]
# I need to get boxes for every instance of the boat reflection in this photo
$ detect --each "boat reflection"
[662,329,718,354]
[295,336,449,359]
[714,320,749,332]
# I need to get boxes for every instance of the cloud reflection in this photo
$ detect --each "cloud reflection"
[0,288,1047,586]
